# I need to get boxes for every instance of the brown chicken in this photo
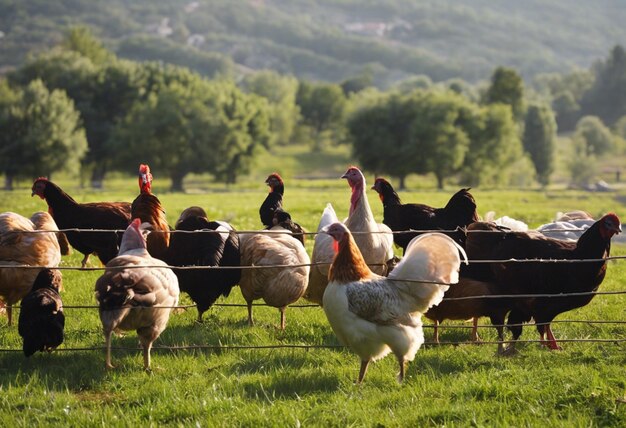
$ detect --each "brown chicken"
[239,225,310,330]
[131,164,171,260]
[0,211,62,325]
[32,178,131,267]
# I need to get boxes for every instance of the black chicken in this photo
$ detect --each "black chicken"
[271,208,306,246]
[466,213,621,353]
[165,208,241,322]
[259,173,284,227]
[18,269,65,357]
[371,178,478,253]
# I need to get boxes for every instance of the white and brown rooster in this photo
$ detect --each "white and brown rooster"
[95,218,179,371]
[306,166,394,305]
[322,222,466,383]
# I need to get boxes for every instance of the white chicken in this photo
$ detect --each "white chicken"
[322,222,465,383]
[0,211,62,326]
[95,218,179,370]
[239,225,310,330]
[306,167,394,305]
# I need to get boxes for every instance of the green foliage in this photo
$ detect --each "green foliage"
[117,35,234,79]
[296,81,347,150]
[484,66,525,121]
[581,45,626,126]
[62,25,114,65]
[241,70,300,146]
[534,70,594,131]
[574,116,615,157]
[523,103,557,186]
[111,76,271,189]
[0,79,87,188]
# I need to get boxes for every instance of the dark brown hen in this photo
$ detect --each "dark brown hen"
[465,213,621,353]
[18,269,65,356]
[32,178,131,267]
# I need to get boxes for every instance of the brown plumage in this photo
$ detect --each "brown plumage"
[465,213,621,353]
[131,164,171,260]
[424,277,509,347]
[239,226,310,330]
[31,178,131,267]
[95,219,179,370]
[0,211,62,326]
[18,269,65,356]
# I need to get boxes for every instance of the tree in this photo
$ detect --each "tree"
[0,80,87,189]
[461,104,525,187]
[241,70,300,146]
[484,67,525,122]
[349,89,474,189]
[348,94,423,189]
[523,103,556,186]
[62,26,114,66]
[574,116,615,157]
[580,45,626,126]
[296,81,347,151]
[111,79,270,190]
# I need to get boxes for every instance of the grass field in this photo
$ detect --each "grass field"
[0,174,625,427]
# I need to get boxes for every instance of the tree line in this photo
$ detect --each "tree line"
[1,28,625,191]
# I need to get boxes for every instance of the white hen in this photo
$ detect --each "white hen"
[306,167,394,305]
[322,222,465,383]
[95,218,179,370]
[239,225,310,330]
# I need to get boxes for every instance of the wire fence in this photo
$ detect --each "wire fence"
[1,226,625,354]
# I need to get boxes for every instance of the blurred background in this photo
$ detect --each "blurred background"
[1,0,625,192]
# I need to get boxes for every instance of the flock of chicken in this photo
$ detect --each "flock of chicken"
[0,164,622,383]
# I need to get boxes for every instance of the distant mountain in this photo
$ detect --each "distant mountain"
[1,0,625,85]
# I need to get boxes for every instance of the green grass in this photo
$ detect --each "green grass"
[1,177,626,426]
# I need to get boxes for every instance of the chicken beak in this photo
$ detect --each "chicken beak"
[31,190,35,197]
[340,173,348,179]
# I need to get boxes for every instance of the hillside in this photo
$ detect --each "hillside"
[1,0,625,85]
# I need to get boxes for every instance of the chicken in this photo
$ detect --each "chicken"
[0,211,62,326]
[32,178,131,267]
[465,213,621,353]
[322,223,465,383]
[371,178,479,253]
[239,226,310,330]
[306,167,394,305]
[95,218,179,370]
[131,164,171,260]
[424,277,509,348]
[484,211,529,232]
[165,207,241,322]
[305,203,339,305]
[259,174,306,245]
[537,218,595,242]
[271,209,306,246]
[18,269,64,356]
[259,173,284,227]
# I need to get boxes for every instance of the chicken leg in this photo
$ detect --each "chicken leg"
[357,360,370,384]
[104,330,115,370]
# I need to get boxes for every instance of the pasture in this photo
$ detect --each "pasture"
[0,177,625,427]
